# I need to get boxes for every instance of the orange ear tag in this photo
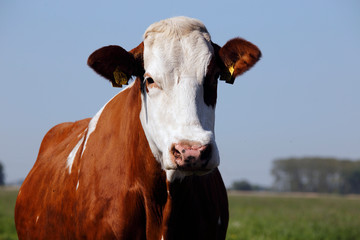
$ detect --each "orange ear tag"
[113,67,129,87]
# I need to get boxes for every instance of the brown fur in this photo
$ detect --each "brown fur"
[219,38,261,84]
[15,79,228,239]
[87,45,144,86]
[130,42,145,70]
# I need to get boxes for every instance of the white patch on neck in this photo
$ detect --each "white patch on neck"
[66,135,85,174]
[80,105,105,157]
[81,81,135,157]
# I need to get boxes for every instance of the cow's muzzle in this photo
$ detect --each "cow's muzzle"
[170,142,212,171]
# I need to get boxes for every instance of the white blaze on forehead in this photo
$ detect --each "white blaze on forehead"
[143,16,214,86]
[144,16,211,44]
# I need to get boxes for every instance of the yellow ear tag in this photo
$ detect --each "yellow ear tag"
[113,67,129,87]
[228,65,235,76]
[220,65,235,84]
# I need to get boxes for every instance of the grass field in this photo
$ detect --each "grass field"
[227,192,360,240]
[1,188,359,240]
[0,188,18,240]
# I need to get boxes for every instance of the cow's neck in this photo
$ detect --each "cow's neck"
[102,79,208,239]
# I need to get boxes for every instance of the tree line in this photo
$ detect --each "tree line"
[271,157,360,194]
[230,180,269,191]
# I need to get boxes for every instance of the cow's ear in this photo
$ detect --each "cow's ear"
[87,43,144,87]
[218,38,261,84]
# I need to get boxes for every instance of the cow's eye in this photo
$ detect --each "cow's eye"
[146,77,154,84]
[144,76,160,92]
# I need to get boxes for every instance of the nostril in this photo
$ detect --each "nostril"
[172,146,181,159]
[200,144,212,161]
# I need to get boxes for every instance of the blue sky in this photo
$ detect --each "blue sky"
[1,0,359,186]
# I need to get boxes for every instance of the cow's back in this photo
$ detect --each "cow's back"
[15,118,90,239]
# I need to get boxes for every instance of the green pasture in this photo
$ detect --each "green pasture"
[0,188,17,240]
[227,193,360,240]
[1,188,359,240]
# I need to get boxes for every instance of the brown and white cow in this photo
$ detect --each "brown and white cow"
[15,17,261,239]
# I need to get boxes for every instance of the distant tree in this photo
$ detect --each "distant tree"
[343,168,360,194]
[231,180,252,191]
[272,157,360,194]
[0,162,4,186]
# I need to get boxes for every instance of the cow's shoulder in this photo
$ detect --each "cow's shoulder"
[37,118,90,157]
[15,119,91,239]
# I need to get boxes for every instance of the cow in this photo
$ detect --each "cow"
[15,16,261,240]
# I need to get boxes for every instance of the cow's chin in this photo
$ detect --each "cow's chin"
[164,168,215,182]
[160,150,220,182]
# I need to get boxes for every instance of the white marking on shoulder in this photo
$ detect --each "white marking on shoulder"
[80,105,105,157]
[81,82,135,156]
[76,180,80,190]
[66,135,85,174]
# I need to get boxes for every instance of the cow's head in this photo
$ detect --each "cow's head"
[88,17,261,181]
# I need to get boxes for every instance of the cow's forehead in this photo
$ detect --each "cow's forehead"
[143,17,214,85]
[143,16,211,42]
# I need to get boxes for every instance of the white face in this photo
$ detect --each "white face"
[139,17,220,181]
